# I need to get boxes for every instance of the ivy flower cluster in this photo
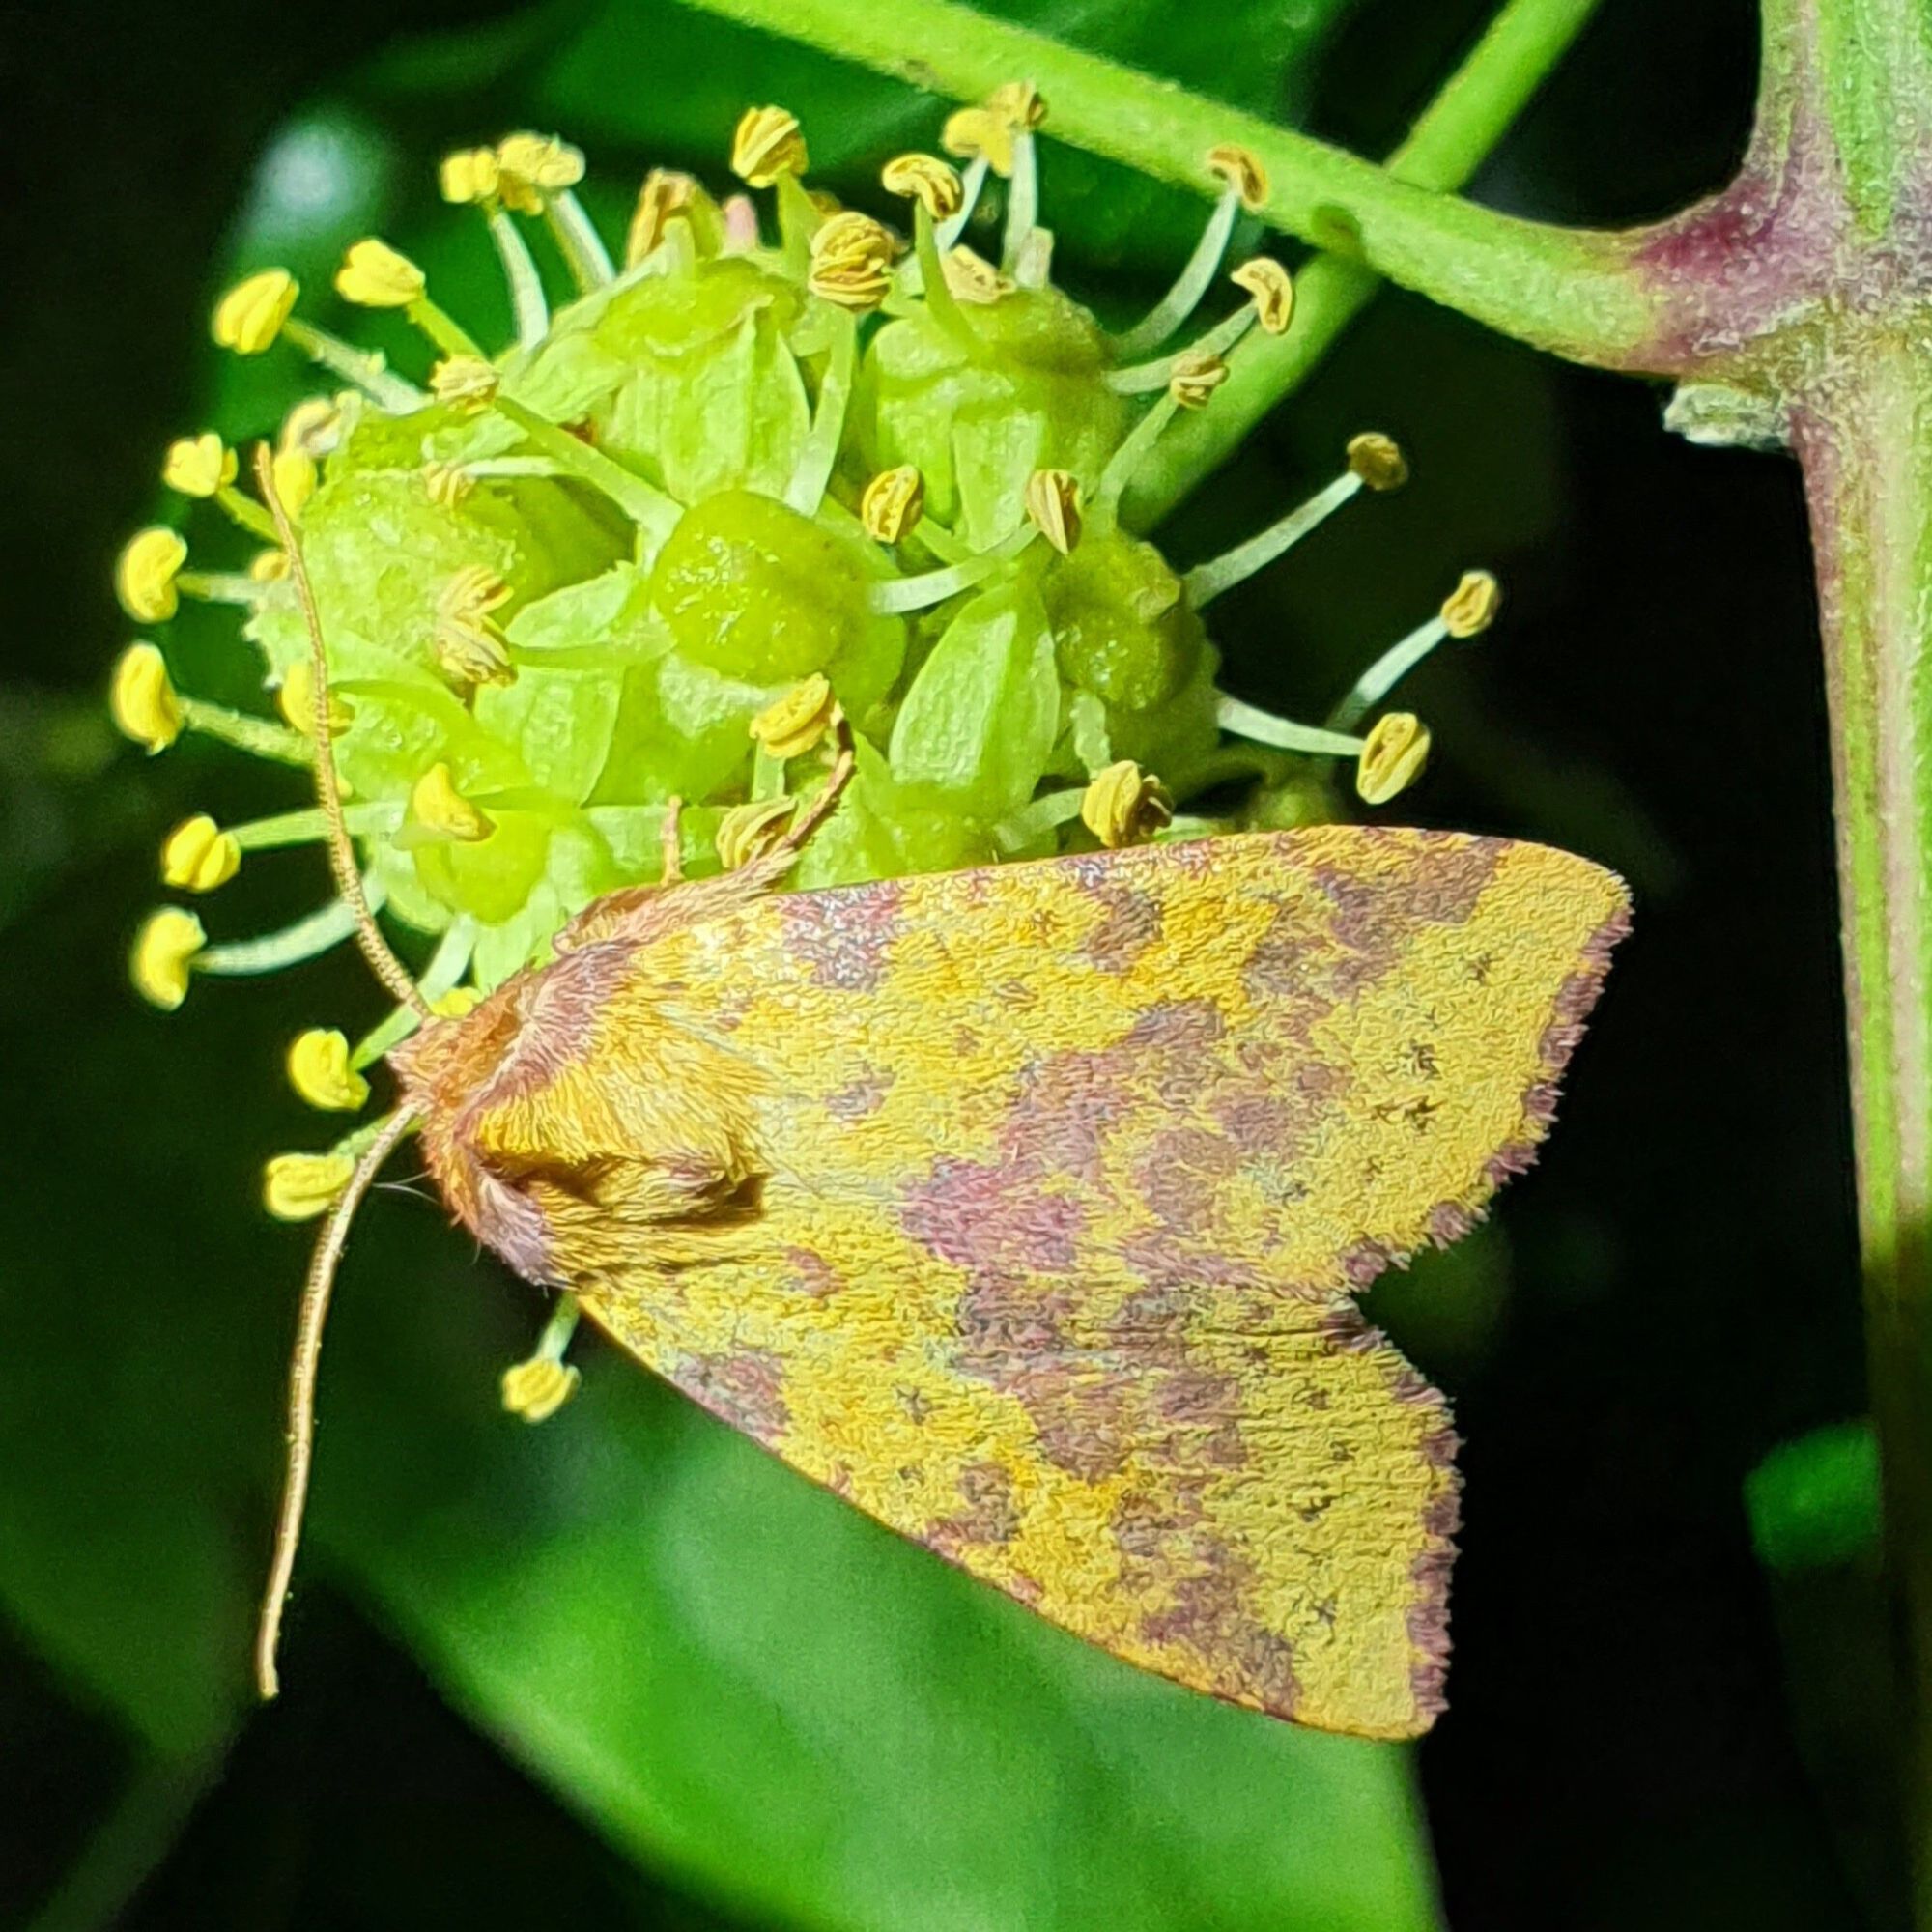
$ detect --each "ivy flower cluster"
[111,94,1499,1236]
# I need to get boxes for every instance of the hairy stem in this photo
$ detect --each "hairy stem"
[671,0,1657,364]
[1794,335,1932,1929]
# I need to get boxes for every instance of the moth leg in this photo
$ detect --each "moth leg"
[741,707,856,888]
[659,797,685,886]
[500,1292,582,1423]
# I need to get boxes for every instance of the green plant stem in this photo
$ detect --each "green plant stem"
[1795,334,1932,1931]
[672,0,1655,367]
[1134,0,1607,522]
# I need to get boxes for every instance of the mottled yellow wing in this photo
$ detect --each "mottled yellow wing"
[474,827,1627,1738]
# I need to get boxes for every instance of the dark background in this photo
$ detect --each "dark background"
[0,0,1883,1926]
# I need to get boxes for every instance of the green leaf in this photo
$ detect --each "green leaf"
[1747,1420,1882,1575]
[889,578,1059,817]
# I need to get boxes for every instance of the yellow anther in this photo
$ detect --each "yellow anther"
[279,397,344,460]
[263,1151,355,1223]
[946,81,1046,175]
[434,565,516,688]
[501,1354,581,1423]
[1206,143,1269,211]
[161,432,237,498]
[431,355,499,413]
[808,212,898,312]
[287,1029,371,1113]
[109,642,183,753]
[716,796,800,870]
[730,104,809,187]
[160,814,241,893]
[276,659,354,739]
[1440,569,1502,639]
[1231,257,1294,335]
[440,146,501,205]
[941,106,1017,178]
[751,674,838,760]
[129,907,204,1010]
[271,447,317,520]
[985,80,1047,131]
[1024,469,1083,555]
[213,268,298,355]
[1080,760,1175,849]
[335,239,426,309]
[942,245,1015,305]
[115,527,187,623]
[1355,712,1432,806]
[626,168,701,266]
[422,462,477,508]
[860,466,925,545]
[432,986,482,1019]
[1347,432,1408,492]
[1169,349,1230,411]
[881,153,965,220]
[496,131,585,213]
[249,549,290,583]
[412,762,495,842]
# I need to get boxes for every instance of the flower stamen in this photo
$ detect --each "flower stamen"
[1328,571,1501,730]
[1184,433,1408,608]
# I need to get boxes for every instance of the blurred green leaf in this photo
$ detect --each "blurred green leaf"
[1747,1420,1881,1575]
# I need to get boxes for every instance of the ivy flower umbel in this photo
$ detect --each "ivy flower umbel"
[114,95,1509,1220]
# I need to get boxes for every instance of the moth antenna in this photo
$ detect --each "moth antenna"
[255,1107,421,1699]
[253,444,433,1023]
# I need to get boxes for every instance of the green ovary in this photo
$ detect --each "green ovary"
[1044,531,1204,714]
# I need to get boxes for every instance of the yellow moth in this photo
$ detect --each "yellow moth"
[252,450,1628,1738]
